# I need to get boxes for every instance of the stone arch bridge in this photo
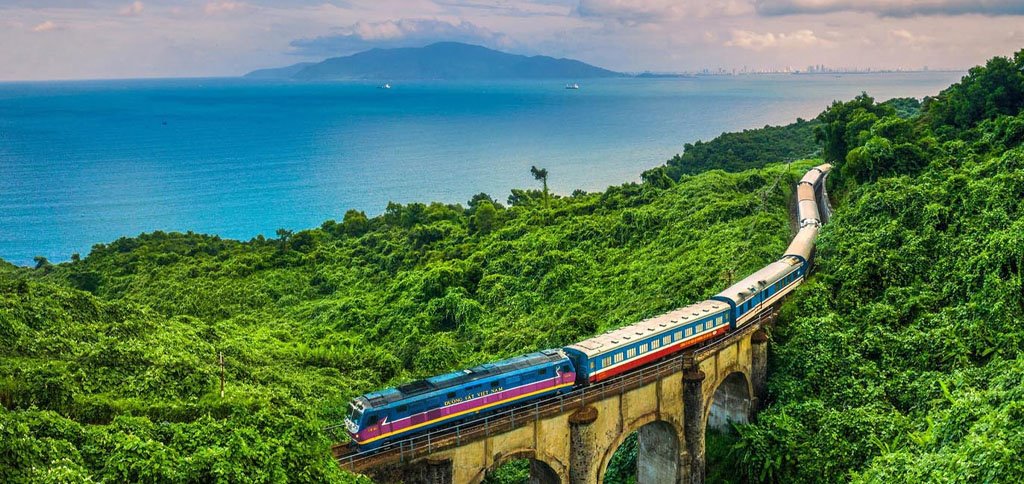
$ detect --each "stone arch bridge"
[333,310,776,484]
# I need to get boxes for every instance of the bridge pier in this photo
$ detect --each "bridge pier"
[568,406,598,484]
[683,366,706,484]
[638,421,682,483]
[751,329,769,416]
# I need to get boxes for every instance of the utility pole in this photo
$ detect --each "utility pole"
[219,352,225,398]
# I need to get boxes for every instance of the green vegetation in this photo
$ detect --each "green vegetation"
[0,155,808,481]
[643,118,820,182]
[731,49,1024,482]
[4,47,1021,484]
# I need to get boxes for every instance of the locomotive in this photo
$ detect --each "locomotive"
[345,164,832,450]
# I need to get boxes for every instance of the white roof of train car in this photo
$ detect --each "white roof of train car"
[566,300,728,357]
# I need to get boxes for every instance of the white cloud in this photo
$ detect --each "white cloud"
[203,1,255,16]
[289,18,514,57]
[31,20,56,32]
[576,0,754,23]
[889,28,934,46]
[724,29,831,50]
[119,1,143,17]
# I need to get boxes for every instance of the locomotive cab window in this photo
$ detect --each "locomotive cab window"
[366,415,379,426]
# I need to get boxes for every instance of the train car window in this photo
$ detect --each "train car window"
[640,343,648,353]
[602,357,611,367]
[686,328,693,336]
[615,353,624,363]
[662,336,670,345]
[652,340,660,349]
[590,362,595,370]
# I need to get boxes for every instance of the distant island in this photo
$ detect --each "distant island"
[244,42,624,80]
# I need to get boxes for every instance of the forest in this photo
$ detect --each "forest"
[1,49,1023,482]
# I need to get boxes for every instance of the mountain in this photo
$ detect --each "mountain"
[244,42,623,80]
[244,62,316,79]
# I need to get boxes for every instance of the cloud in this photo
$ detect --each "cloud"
[118,1,143,16]
[203,1,255,16]
[755,0,1024,17]
[576,0,752,23]
[889,28,934,46]
[724,29,831,50]
[31,20,56,32]
[289,18,513,57]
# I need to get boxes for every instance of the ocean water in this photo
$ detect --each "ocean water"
[0,73,963,265]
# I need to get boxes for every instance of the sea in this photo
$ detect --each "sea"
[0,72,963,265]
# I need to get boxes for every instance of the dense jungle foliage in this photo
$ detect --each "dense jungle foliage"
[643,96,919,185]
[732,49,1024,482]
[641,118,819,183]
[0,152,809,481]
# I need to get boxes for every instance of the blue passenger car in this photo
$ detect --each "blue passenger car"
[345,349,576,449]
[712,256,806,326]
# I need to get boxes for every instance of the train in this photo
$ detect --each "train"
[344,163,832,450]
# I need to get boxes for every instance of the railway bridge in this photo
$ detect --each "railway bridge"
[334,310,775,484]
[333,165,832,483]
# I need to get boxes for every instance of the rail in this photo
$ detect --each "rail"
[329,308,776,473]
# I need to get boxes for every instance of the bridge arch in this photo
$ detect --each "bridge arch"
[470,448,566,484]
[705,370,753,431]
[598,415,682,484]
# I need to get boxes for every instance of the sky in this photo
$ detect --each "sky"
[1,0,1022,80]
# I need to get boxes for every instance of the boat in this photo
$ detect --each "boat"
[378,83,392,89]
[565,83,579,90]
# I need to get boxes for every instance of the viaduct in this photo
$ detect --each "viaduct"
[334,310,775,484]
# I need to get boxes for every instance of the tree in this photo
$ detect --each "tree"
[531,165,550,209]
[471,200,498,235]
[814,92,893,164]
[341,209,369,237]
[33,256,52,271]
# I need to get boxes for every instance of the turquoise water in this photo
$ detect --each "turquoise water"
[0,73,962,265]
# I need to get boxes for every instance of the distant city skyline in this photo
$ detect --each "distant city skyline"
[1,0,1022,81]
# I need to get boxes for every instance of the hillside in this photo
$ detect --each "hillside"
[0,161,806,481]
[728,49,1024,482]
[245,42,623,80]
[245,62,316,79]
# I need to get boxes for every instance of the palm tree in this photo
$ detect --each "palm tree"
[530,165,549,209]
